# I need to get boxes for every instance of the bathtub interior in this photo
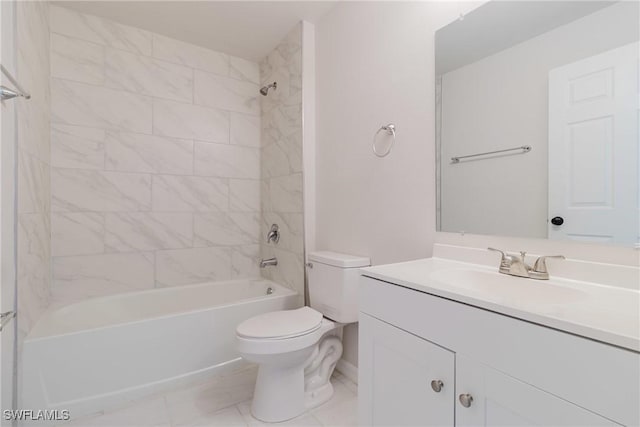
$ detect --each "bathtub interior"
[28,278,294,340]
[22,279,299,418]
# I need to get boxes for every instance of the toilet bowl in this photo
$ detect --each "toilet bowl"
[236,251,370,423]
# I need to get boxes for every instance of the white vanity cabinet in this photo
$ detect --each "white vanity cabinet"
[359,313,455,426]
[454,355,618,426]
[359,275,639,427]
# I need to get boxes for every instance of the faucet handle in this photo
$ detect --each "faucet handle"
[532,255,565,273]
[488,247,512,270]
[266,224,280,244]
[488,247,506,258]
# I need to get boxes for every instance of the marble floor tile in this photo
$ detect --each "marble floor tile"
[58,371,357,427]
[237,400,322,427]
[176,406,247,427]
[59,396,170,427]
[163,365,257,427]
[332,370,359,395]
[310,380,358,427]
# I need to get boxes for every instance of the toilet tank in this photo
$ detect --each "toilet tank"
[307,251,370,323]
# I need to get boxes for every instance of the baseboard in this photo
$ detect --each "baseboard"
[335,358,358,384]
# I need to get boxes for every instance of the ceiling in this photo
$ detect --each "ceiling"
[436,1,617,74]
[54,1,337,61]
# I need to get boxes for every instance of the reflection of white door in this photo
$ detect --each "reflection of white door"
[548,42,639,245]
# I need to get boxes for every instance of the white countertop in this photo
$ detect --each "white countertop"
[361,257,640,352]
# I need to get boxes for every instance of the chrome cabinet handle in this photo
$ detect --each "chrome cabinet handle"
[430,380,444,392]
[459,393,473,408]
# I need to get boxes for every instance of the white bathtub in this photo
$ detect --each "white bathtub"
[22,279,298,418]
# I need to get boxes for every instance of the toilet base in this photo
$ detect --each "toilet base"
[304,380,334,411]
[251,370,336,423]
[248,332,343,423]
[251,358,309,422]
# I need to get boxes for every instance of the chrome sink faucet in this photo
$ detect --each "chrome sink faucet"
[488,248,565,280]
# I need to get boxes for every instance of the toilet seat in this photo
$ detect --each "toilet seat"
[237,307,323,340]
[237,317,336,356]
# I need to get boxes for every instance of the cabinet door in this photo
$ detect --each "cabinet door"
[359,313,455,426]
[455,355,620,426]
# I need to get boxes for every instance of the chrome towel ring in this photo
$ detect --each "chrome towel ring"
[372,124,396,157]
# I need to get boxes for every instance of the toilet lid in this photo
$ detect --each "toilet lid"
[237,307,323,339]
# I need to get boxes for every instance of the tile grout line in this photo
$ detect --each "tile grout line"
[52,73,259,116]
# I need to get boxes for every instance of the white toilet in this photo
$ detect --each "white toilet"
[236,251,370,423]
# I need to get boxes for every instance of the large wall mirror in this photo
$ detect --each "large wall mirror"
[435,1,639,247]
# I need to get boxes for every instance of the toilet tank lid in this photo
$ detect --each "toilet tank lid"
[308,251,370,268]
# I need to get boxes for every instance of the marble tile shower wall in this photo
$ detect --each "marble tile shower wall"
[259,24,305,300]
[16,0,51,342]
[49,6,263,304]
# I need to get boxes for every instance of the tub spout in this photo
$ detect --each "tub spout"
[260,257,278,268]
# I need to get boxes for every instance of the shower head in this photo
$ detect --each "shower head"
[260,82,277,96]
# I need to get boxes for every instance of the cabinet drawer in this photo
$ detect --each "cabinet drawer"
[360,275,640,426]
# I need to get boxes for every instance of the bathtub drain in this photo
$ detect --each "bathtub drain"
[266,287,274,295]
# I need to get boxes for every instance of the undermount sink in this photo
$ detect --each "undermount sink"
[429,269,588,305]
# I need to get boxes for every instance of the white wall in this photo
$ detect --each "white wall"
[314,1,480,368]
[440,2,639,238]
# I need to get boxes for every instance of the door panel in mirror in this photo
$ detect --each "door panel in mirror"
[435,1,639,247]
